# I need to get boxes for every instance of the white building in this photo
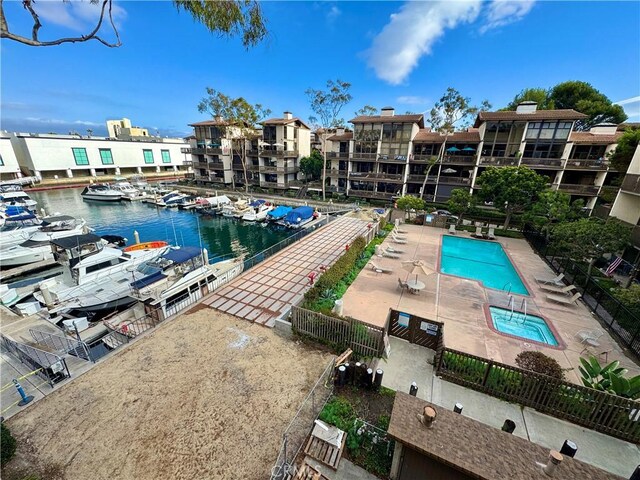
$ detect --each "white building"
[10,132,189,180]
[0,132,22,180]
[610,143,640,253]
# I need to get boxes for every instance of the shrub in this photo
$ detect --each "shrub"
[1,422,17,466]
[515,351,564,380]
[319,396,356,432]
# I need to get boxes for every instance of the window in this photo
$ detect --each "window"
[99,149,114,165]
[143,150,154,164]
[72,147,89,165]
[161,150,171,163]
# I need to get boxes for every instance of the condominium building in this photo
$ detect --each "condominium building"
[610,144,640,253]
[325,103,624,210]
[10,132,189,180]
[0,132,22,180]
[106,118,151,140]
[188,112,310,190]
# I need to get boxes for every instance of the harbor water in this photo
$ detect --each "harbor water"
[29,188,293,262]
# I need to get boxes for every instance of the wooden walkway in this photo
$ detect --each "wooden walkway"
[203,217,372,327]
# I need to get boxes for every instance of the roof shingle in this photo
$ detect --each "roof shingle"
[413,130,480,143]
[349,114,424,126]
[569,132,623,144]
[474,109,588,126]
[261,117,311,130]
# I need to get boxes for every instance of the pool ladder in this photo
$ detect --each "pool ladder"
[502,282,513,296]
[506,295,528,324]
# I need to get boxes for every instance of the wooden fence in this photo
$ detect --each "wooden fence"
[437,348,640,443]
[291,306,386,358]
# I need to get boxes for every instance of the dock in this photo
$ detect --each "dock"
[1,258,58,282]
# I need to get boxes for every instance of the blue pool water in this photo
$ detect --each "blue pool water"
[489,307,559,346]
[440,236,529,295]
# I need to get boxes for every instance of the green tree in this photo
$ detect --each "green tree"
[523,190,584,241]
[503,88,554,110]
[354,105,378,117]
[476,166,548,229]
[608,127,640,172]
[421,87,491,200]
[300,150,324,181]
[1,0,267,48]
[306,79,353,200]
[446,188,475,225]
[549,81,627,130]
[197,88,271,193]
[396,195,425,221]
[552,218,631,277]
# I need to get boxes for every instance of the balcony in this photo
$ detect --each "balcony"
[193,161,209,169]
[406,174,436,184]
[377,154,409,164]
[247,164,260,172]
[259,165,278,173]
[208,176,226,184]
[277,167,299,174]
[556,184,600,196]
[438,177,471,185]
[350,153,378,161]
[520,157,563,169]
[441,155,476,165]
[349,172,404,183]
[324,169,348,178]
[260,181,286,188]
[193,146,223,155]
[479,156,518,167]
[328,152,349,159]
[348,189,393,200]
[180,147,192,154]
[565,159,608,170]
[260,150,298,158]
[412,154,438,163]
[621,174,640,195]
[208,161,225,169]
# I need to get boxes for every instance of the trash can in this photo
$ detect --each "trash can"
[333,299,344,316]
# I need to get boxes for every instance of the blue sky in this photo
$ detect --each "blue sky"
[1,1,639,137]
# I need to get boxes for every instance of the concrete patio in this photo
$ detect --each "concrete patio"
[342,222,640,383]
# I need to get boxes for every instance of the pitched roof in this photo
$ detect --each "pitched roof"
[349,114,425,127]
[569,132,623,144]
[474,109,588,126]
[261,117,311,130]
[188,119,250,127]
[413,130,480,143]
[327,132,353,141]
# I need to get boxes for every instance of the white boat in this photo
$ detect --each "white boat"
[112,180,144,200]
[242,200,274,222]
[0,184,38,211]
[128,247,244,319]
[129,175,148,191]
[153,191,185,207]
[30,233,169,314]
[221,198,249,218]
[0,214,71,250]
[0,217,90,267]
[81,184,124,202]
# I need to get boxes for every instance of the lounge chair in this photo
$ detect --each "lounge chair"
[576,330,604,344]
[487,225,496,240]
[535,273,565,286]
[471,226,483,238]
[392,228,407,238]
[392,235,407,244]
[397,278,408,291]
[546,292,581,306]
[380,248,400,259]
[539,284,576,295]
[371,262,393,274]
[448,224,456,234]
[386,246,405,254]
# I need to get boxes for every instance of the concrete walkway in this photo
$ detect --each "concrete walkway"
[381,336,640,478]
[204,217,372,327]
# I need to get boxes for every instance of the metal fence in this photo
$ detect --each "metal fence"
[0,334,69,386]
[437,348,640,443]
[523,227,640,359]
[29,329,92,362]
[291,306,386,358]
[270,358,335,480]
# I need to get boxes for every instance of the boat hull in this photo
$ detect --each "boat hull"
[81,194,123,202]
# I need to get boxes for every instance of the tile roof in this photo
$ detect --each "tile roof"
[413,130,480,143]
[349,114,425,126]
[327,132,353,141]
[474,109,588,126]
[189,119,233,127]
[569,132,623,144]
[261,117,311,130]
[388,393,623,480]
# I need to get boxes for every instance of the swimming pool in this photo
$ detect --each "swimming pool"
[488,306,559,346]
[440,236,529,295]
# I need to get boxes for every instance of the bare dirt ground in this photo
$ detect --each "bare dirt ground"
[3,309,332,480]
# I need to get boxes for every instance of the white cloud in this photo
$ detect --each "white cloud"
[33,0,127,33]
[480,0,536,34]
[397,96,429,106]
[615,96,640,119]
[366,1,482,85]
[327,5,341,22]
[24,117,102,127]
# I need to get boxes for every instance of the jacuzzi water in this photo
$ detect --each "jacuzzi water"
[489,306,559,346]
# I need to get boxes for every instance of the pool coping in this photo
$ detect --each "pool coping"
[482,303,566,350]
[437,234,535,298]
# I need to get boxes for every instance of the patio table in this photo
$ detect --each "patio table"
[406,280,425,294]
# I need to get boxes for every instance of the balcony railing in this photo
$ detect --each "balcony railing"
[181,147,192,154]
[208,161,225,169]
[350,153,378,161]
[349,172,404,182]
[377,155,408,164]
[260,150,298,158]
[259,165,278,173]
[479,156,518,166]
[348,189,393,199]
[406,174,436,183]
[520,157,563,168]
[438,177,471,185]
[411,154,438,163]
[565,159,608,170]
[193,146,223,155]
[327,152,349,159]
[621,174,640,195]
[193,161,209,169]
[260,181,286,188]
[277,167,299,174]
[324,169,348,178]
[247,164,260,171]
[555,184,600,195]
[441,155,476,165]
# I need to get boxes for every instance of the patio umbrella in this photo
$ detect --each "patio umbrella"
[273,142,284,148]
[462,147,476,152]
[446,146,460,153]
[259,140,271,146]
[401,259,436,283]
[442,168,457,174]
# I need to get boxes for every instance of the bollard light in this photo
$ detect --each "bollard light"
[453,403,463,414]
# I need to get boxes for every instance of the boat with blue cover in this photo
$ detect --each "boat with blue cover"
[266,205,292,222]
[283,206,316,229]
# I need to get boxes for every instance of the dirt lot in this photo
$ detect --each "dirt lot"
[2,309,332,480]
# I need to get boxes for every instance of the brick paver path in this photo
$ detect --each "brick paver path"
[203,217,371,327]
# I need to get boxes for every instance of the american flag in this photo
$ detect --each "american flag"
[605,256,623,276]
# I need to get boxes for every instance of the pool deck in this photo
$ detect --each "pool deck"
[204,216,372,327]
[341,223,639,383]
